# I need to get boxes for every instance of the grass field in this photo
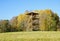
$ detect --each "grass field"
[0,31,60,41]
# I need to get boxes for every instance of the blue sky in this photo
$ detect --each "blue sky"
[0,0,60,20]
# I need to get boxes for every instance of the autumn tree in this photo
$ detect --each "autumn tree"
[57,18,60,31]
[17,13,28,31]
[10,16,18,31]
[0,20,11,32]
[34,9,59,31]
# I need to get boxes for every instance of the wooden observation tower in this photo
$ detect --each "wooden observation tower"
[26,12,39,31]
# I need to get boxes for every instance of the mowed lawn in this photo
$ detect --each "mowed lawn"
[0,31,60,41]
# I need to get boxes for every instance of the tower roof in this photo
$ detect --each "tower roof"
[26,12,38,15]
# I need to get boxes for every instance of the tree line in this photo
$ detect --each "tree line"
[0,9,60,32]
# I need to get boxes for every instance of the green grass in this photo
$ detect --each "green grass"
[0,31,60,41]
